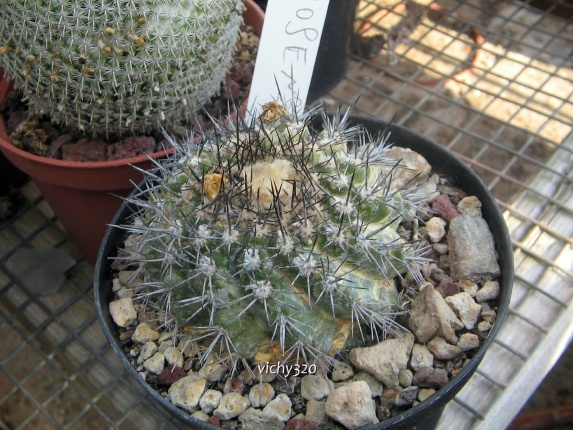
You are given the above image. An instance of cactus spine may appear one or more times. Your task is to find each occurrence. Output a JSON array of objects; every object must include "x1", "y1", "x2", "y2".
[
  {"x1": 0, "y1": 0, "x2": 244, "y2": 137},
  {"x1": 121, "y1": 102, "x2": 429, "y2": 365}
]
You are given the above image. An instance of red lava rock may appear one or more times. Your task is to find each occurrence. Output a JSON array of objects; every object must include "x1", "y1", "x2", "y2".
[
  {"x1": 208, "y1": 416, "x2": 221, "y2": 427},
  {"x1": 286, "y1": 418, "x2": 317, "y2": 430},
  {"x1": 61, "y1": 138, "x2": 109, "y2": 162},
  {"x1": 107, "y1": 136, "x2": 156, "y2": 160},
  {"x1": 223, "y1": 377, "x2": 245, "y2": 394},
  {"x1": 431, "y1": 194, "x2": 460, "y2": 222},
  {"x1": 157, "y1": 365, "x2": 187, "y2": 386},
  {"x1": 437, "y1": 279, "x2": 460, "y2": 297}
]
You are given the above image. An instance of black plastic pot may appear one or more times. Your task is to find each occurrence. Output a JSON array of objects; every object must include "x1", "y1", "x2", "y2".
[
  {"x1": 94, "y1": 114, "x2": 513, "y2": 430},
  {"x1": 254, "y1": 0, "x2": 359, "y2": 104}
]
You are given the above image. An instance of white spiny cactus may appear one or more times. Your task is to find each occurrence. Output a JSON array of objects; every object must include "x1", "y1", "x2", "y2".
[
  {"x1": 118, "y1": 102, "x2": 431, "y2": 367},
  {"x1": 0, "y1": 0, "x2": 244, "y2": 136}
]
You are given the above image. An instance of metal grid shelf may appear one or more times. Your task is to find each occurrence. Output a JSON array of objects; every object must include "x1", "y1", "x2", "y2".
[{"x1": 1, "y1": 0, "x2": 572, "y2": 429}]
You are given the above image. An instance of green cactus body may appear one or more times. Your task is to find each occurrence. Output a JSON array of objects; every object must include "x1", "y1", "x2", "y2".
[
  {"x1": 0, "y1": 0, "x2": 244, "y2": 136},
  {"x1": 123, "y1": 103, "x2": 429, "y2": 364}
]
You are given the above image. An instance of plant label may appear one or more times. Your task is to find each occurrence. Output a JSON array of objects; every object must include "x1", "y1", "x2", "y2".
[{"x1": 247, "y1": 0, "x2": 330, "y2": 118}]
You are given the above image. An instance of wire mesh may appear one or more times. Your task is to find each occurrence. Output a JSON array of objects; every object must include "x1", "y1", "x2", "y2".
[{"x1": 1, "y1": 0, "x2": 572, "y2": 429}]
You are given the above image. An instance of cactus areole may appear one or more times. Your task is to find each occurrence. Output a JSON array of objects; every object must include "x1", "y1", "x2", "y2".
[
  {"x1": 0, "y1": 0, "x2": 245, "y2": 137},
  {"x1": 118, "y1": 102, "x2": 431, "y2": 365}
]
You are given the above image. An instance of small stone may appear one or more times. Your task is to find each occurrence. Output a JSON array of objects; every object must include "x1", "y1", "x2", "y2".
[
  {"x1": 137, "y1": 341, "x2": 158, "y2": 365},
  {"x1": 446, "y1": 292, "x2": 482, "y2": 330},
  {"x1": 214, "y1": 392, "x2": 250, "y2": 420},
  {"x1": 378, "y1": 386, "x2": 403, "y2": 408},
  {"x1": 325, "y1": 381, "x2": 378, "y2": 430},
  {"x1": 168, "y1": 376, "x2": 207, "y2": 412},
  {"x1": 412, "y1": 366, "x2": 449, "y2": 389},
  {"x1": 432, "y1": 194, "x2": 460, "y2": 221},
  {"x1": 395, "y1": 386, "x2": 418, "y2": 409},
  {"x1": 305, "y1": 400, "x2": 327, "y2": 426},
  {"x1": 433, "y1": 243, "x2": 448, "y2": 255},
  {"x1": 116, "y1": 287, "x2": 134, "y2": 299},
  {"x1": 107, "y1": 135, "x2": 156, "y2": 160},
  {"x1": 410, "y1": 344, "x2": 434, "y2": 371},
  {"x1": 249, "y1": 382, "x2": 275, "y2": 408},
  {"x1": 426, "y1": 217, "x2": 447, "y2": 243},
  {"x1": 399, "y1": 369, "x2": 413, "y2": 387},
  {"x1": 481, "y1": 309, "x2": 497, "y2": 323},
  {"x1": 239, "y1": 407, "x2": 285, "y2": 430},
  {"x1": 382, "y1": 147, "x2": 432, "y2": 189},
  {"x1": 286, "y1": 418, "x2": 317, "y2": 430},
  {"x1": 132, "y1": 323, "x2": 160, "y2": 343},
  {"x1": 448, "y1": 215, "x2": 501, "y2": 281},
  {"x1": 437, "y1": 279, "x2": 461, "y2": 297},
  {"x1": 407, "y1": 283, "x2": 464, "y2": 344},
  {"x1": 198, "y1": 362, "x2": 228, "y2": 382},
  {"x1": 459, "y1": 279, "x2": 478, "y2": 297},
  {"x1": 191, "y1": 410, "x2": 210, "y2": 422},
  {"x1": 163, "y1": 346, "x2": 184, "y2": 368},
  {"x1": 61, "y1": 138, "x2": 108, "y2": 162},
  {"x1": 158, "y1": 365, "x2": 187, "y2": 386},
  {"x1": 263, "y1": 393, "x2": 292, "y2": 422},
  {"x1": 199, "y1": 389, "x2": 223, "y2": 414},
  {"x1": 351, "y1": 372, "x2": 383, "y2": 398},
  {"x1": 301, "y1": 375, "x2": 334, "y2": 401},
  {"x1": 418, "y1": 388, "x2": 436, "y2": 402},
  {"x1": 427, "y1": 337, "x2": 461, "y2": 360},
  {"x1": 458, "y1": 333, "x2": 480, "y2": 351},
  {"x1": 117, "y1": 270, "x2": 141, "y2": 288},
  {"x1": 348, "y1": 332, "x2": 414, "y2": 388},
  {"x1": 224, "y1": 377, "x2": 245, "y2": 394},
  {"x1": 109, "y1": 298, "x2": 137, "y2": 327},
  {"x1": 331, "y1": 362, "x2": 354, "y2": 382},
  {"x1": 457, "y1": 196, "x2": 482, "y2": 216},
  {"x1": 478, "y1": 321, "x2": 492, "y2": 332},
  {"x1": 208, "y1": 416, "x2": 221, "y2": 427},
  {"x1": 143, "y1": 352, "x2": 165, "y2": 375},
  {"x1": 476, "y1": 280, "x2": 500, "y2": 302}
]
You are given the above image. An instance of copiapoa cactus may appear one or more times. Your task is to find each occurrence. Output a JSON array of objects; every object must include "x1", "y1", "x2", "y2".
[
  {"x1": 119, "y1": 102, "x2": 431, "y2": 367},
  {"x1": 0, "y1": 0, "x2": 244, "y2": 137}
]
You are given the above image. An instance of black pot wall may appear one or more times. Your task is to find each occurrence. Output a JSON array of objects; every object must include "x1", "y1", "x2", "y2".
[{"x1": 94, "y1": 114, "x2": 513, "y2": 430}]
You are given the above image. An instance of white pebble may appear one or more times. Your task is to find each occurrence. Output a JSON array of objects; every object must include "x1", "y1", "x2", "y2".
[
  {"x1": 262, "y1": 393, "x2": 292, "y2": 422},
  {"x1": 249, "y1": 382, "x2": 275, "y2": 408},
  {"x1": 426, "y1": 217, "x2": 447, "y2": 243},
  {"x1": 164, "y1": 346, "x2": 184, "y2": 368},
  {"x1": 199, "y1": 389, "x2": 223, "y2": 414},
  {"x1": 109, "y1": 298, "x2": 137, "y2": 327},
  {"x1": 476, "y1": 280, "x2": 500, "y2": 302},
  {"x1": 132, "y1": 323, "x2": 160, "y2": 343},
  {"x1": 143, "y1": 351, "x2": 165, "y2": 375},
  {"x1": 137, "y1": 342, "x2": 158, "y2": 365}
]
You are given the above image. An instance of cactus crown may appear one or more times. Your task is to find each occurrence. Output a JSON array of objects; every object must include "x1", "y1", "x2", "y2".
[
  {"x1": 120, "y1": 102, "x2": 430, "y2": 367},
  {"x1": 0, "y1": 0, "x2": 244, "y2": 137}
]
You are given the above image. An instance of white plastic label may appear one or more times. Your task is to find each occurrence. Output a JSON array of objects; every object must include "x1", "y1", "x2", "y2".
[{"x1": 247, "y1": 0, "x2": 330, "y2": 118}]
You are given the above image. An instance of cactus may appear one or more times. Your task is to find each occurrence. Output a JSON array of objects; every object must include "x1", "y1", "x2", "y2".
[
  {"x1": 0, "y1": 0, "x2": 244, "y2": 137},
  {"x1": 120, "y1": 102, "x2": 430, "y2": 366}
]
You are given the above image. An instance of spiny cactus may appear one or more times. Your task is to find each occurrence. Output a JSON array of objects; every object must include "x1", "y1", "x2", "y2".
[
  {"x1": 0, "y1": 0, "x2": 244, "y2": 137},
  {"x1": 120, "y1": 102, "x2": 430, "y2": 366}
]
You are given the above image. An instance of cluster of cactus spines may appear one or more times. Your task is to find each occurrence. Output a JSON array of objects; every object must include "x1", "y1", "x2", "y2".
[
  {"x1": 120, "y1": 102, "x2": 430, "y2": 367},
  {"x1": 0, "y1": 0, "x2": 244, "y2": 137}
]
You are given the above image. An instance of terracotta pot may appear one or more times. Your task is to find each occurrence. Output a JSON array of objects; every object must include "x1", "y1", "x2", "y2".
[
  {"x1": 0, "y1": 0, "x2": 264, "y2": 265},
  {"x1": 94, "y1": 113, "x2": 513, "y2": 430}
]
